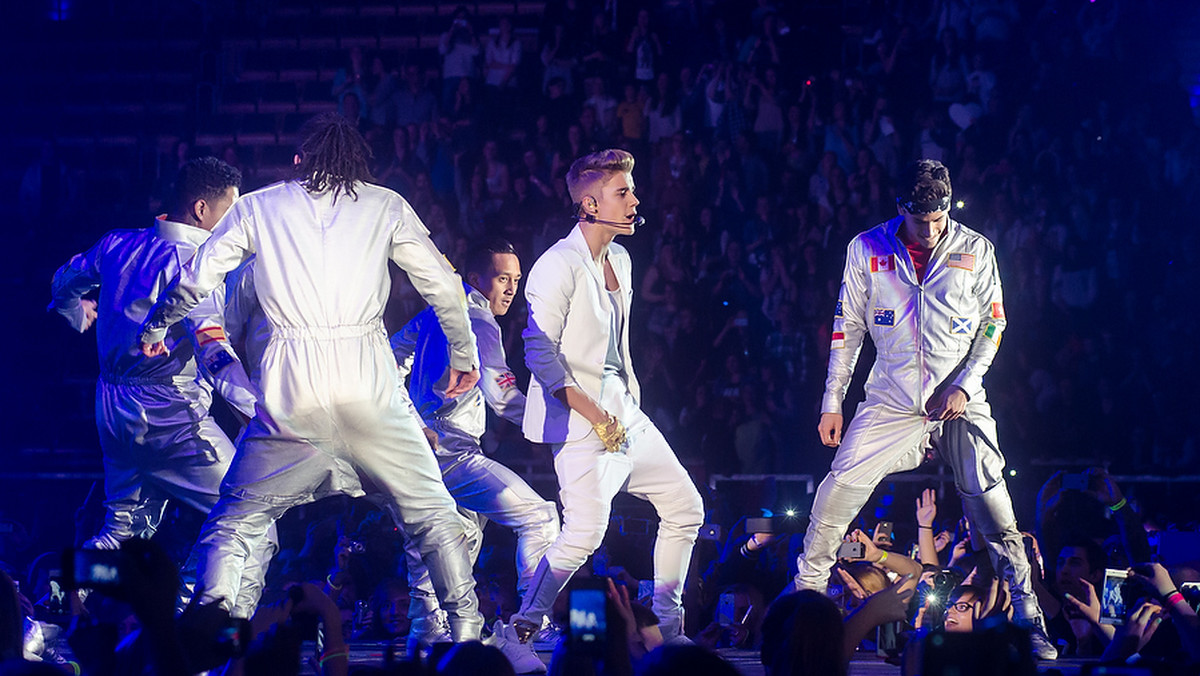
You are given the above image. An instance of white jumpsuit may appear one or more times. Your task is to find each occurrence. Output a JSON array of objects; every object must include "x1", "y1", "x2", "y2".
[
  {"x1": 797, "y1": 216, "x2": 1045, "y2": 629},
  {"x1": 391, "y1": 286, "x2": 560, "y2": 622},
  {"x1": 49, "y1": 217, "x2": 275, "y2": 617},
  {"x1": 138, "y1": 181, "x2": 484, "y2": 637},
  {"x1": 516, "y1": 225, "x2": 704, "y2": 641}
]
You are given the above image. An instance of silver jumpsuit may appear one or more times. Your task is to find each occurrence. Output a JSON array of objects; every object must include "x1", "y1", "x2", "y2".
[
  {"x1": 50, "y1": 217, "x2": 275, "y2": 617},
  {"x1": 139, "y1": 181, "x2": 484, "y2": 638},
  {"x1": 797, "y1": 216, "x2": 1045, "y2": 630},
  {"x1": 391, "y1": 286, "x2": 559, "y2": 623}
]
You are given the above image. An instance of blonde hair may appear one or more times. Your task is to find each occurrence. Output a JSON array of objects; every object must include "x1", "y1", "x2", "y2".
[{"x1": 566, "y1": 148, "x2": 635, "y2": 204}]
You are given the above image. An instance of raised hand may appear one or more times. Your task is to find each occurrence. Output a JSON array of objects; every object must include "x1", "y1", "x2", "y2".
[{"x1": 916, "y1": 488, "x2": 937, "y2": 528}]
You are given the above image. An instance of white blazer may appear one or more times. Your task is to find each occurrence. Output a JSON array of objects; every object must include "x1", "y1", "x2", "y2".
[{"x1": 522, "y1": 225, "x2": 641, "y2": 443}]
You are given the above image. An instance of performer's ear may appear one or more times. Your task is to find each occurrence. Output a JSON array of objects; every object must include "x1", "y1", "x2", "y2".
[{"x1": 191, "y1": 198, "x2": 207, "y2": 223}]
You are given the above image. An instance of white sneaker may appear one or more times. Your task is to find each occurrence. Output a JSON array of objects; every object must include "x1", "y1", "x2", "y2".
[
  {"x1": 406, "y1": 610, "x2": 452, "y2": 658},
  {"x1": 484, "y1": 619, "x2": 547, "y2": 674}
]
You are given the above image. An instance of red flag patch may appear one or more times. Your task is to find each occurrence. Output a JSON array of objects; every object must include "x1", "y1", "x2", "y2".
[
  {"x1": 947, "y1": 252, "x2": 976, "y2": 271},
  {"x1": 869, "y1": 255, "x2": 895, "y2": 273},
  {"x1": 496, "y1": 371, "x2": 517, "y2": 390},
  {"x1": 195, "y1": 327, "x2": 227, "y2": 346}
]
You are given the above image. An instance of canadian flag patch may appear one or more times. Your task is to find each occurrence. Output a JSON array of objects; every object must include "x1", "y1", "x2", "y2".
[
  {"x1": 869, "y1": 255, "x2": 895, "y2": 273},
  {"x1": 991, "y1": 302, "x2": 1005, "y2": 319}
]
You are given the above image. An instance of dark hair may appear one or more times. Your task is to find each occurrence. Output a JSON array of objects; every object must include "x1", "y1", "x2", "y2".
[
  {"x1": 0, "y1": 570, "x2": 22, "y2": 662},
  {"x1": 760, "y1": 591, "x2": 846, "y2": 676},
  {"x1": 897, "y1": 159, "x2": 952, "y2": 209},
  {"x1": 464, "y1": 238, "x2": 517, "y2": 278},
  {"x1": 171, "y1": 156, "x2": 241, "y2": 213},
  {"x1": 946, "y1": 583, "x2": 989, "y2": 608},
  {"x1": 1061, "y1": 539, "x2": 1107, "y2": 573},
  {"x1": 437, "y1": 642, "x2": 515, "y2": 676},
  {"x1": 639, "y1": 644, "x2": 740, "y2": 676},
  {"x1": 294, "y1": 112, "x2": 374, "y2": 204}
]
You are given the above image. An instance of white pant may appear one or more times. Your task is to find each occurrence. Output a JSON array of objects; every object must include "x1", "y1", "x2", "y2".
[
  {"x1": 193, "y1": 378, "x2": 482, "y2": 635},
  {"x1": 515, "y1": 376, "x2": 704, "y2": 640},
  {"x1": 795, "y1": 398, "x2": 1043, "y2": 625}
]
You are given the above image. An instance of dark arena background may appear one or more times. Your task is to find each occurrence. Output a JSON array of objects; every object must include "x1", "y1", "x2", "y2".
[{"x1": 2, "y1": 0, "x2": 1200, "y2": 673}]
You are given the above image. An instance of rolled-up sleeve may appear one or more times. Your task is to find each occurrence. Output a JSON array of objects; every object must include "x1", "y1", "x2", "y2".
[{"x1": 522, "y1": 250, "x2": 577, "y2": 395}]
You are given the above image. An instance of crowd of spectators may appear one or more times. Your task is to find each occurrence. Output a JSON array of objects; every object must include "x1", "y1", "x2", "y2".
[
  {"x1": 199, "y1": 0, "x2": 1200, "y2": 484},
  {"x1": 8, "y1": 0, "x2": 1200, "y2": 673}
]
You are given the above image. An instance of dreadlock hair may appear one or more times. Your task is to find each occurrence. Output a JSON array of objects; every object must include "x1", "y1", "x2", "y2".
[
  {"x1": 463, "y1": 237, "x2": 518, "y2": 279},
  {"x1": 897, "y1": 158, "x2": 952, "y2": 206},
  {"x1": 293, "y1": 112, "x2": 374, "y2": 203},
  {"x1": 171, "y1": 156, "x2": 241, "y2": 214}
]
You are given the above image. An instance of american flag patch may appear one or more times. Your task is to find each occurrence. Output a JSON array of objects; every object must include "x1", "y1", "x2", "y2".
[
  {"x1": 831, "y1": 331, "x2": 845, "y2": 349},
  {"x1": 983, "y1": 323, "x2": 1001, "y2": 346},
  {"x1": 496, "y1": 371, "x2": 517, "y2": 390},
  {"x1": 869, "y1": 255, "x2": 895, "y2": 273},
  {"x1": 196, "y1": 326, "x2": 227, "y2": 346},
  {"x1": 834, "y1": 300, "x2": 843, "y2": 318},
  {"x1": 874, "y1": 309, "x2": 895, "y2": 326},
  {"x1": 991, "y1": 302, "x2": 1005, "y2": 319},
  {"x1": 947, "y1": 252, "x2": 975, "y2": 271}
]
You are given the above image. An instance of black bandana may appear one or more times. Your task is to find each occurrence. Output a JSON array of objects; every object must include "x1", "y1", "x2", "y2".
[{"x1": 897, "y1": 195, "x2": 951, "y2": 214}]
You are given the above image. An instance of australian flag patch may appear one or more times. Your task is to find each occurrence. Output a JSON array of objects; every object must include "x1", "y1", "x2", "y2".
[
  {"x1": 834, "y1": 300, "x2": 843, "y2": 318},
  {"x1": 205, "y1": 350, "x2": 236, "y2": 373},
  {"x1": 874, "y1": 308, "x2": 895, "y2": 326}
]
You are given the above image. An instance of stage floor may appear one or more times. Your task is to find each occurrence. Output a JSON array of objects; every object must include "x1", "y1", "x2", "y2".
[{"x1": 299, "y1": 642, "x2": 1088, "y2": 675}]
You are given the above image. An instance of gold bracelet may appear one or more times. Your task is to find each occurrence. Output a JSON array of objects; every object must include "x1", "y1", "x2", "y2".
[{"x1": 593, "y1": 414, "x2": 627, "y2": 452}]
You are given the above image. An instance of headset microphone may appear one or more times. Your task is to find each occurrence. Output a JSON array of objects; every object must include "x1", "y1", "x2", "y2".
[{"x1": 583, "y1": 213, "x2": 646, "y2": 228}]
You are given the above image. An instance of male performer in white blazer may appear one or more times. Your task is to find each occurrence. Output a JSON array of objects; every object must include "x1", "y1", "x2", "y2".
[{"x1": 492, "y1": 149, "x2": 704, "y2": 670}]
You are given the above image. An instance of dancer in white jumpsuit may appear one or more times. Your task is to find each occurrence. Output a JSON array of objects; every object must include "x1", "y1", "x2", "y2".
[
  {"x1": 391, "y1": 239, "x2": 559, "y2": 652},
  {"x1": 138, "y1": 114, "x2": 484, "y2": 639},
  {"x1": 49, "y1": 157, "x2": 274, "y2": 617},
  {"x1": 797, "y1": 159, "x2": 1055, "y2": 658},
  {"x1": 493, "y1": 150, "x2": 704, "y2": 672}
]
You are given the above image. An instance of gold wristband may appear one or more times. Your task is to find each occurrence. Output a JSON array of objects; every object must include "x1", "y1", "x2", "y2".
[{"x1": 593, "y1": 414, "x2": 627, "y2": 452}]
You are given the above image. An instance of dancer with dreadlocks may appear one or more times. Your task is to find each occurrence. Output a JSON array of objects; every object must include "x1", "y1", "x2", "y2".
[{"x1": 139, "y1": 113, "x2": 485, "y2": 641}]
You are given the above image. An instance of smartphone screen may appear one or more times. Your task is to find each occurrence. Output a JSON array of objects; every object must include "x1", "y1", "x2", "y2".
[
  {"x1": 73, "y1": 549, "x2": 122, "y2": 589},
  {"x1": 1099, "y1": 568, "x2": 1128, "y2": 625},
  {"x1": 717, "y1": 592, "x2": 736, "y2": 626},
  {"x1": 569, "y1": 587, "x2": 607, "y2": 651}
]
